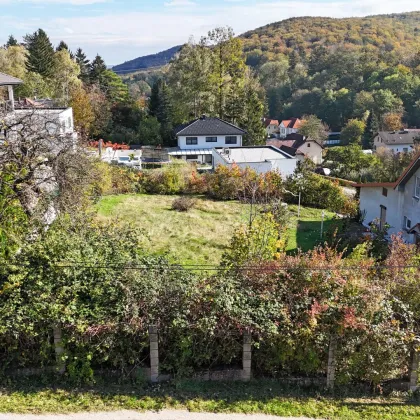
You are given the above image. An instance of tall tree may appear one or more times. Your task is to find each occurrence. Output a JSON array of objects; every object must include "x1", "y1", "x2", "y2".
[
  {"x1": 89, "y1": 54, "x2": 107, "y2": 84},
  {"x1": 149, "y1": 79, "x2": 174, "y2": 145},
  {"x1": 5, "y1": 35, "x2": 18, "y2": 48},
  {"x1": 299, "y1": 115, "x2": 329, "y2": 143},
  {"x1": 203, "y1": 27, "x2": 245, "y2": 119},
  {"x1": 340, "y1": 119, "x2": 366, "y2": 145},
  {"x1": 24, "y1": 29, "x2": 55, "y2": 77},
  {"x1": 75, "y1": 48, "x2": 90, "y2": 83}
]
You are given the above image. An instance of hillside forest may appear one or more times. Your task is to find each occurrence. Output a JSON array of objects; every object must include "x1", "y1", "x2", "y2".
[{"x1": 1, "y1": 12, "x2": 420, "y2": 146}]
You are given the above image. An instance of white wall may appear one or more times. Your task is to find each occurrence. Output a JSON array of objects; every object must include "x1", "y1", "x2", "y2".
[
  {"x1": 298, "y1": 142, "x2": 323, "y2": 165},
  {"x1": 178, "y1": 135, "x2": 242, "y2": 150},
  {"x1": 359, "y1": 186, "x2": 403, "y2": 237},
  {"x1": 401, "y1": 166, "x2": 420, "y2": 243}
]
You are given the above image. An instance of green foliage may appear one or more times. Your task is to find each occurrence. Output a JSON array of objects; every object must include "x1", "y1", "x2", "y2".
[
  {"x1": 24, "y1": 29, "x2": 55, "y2": 77},
  {"x1": 138, "y1": 116, "x2": 162, "y2": 145},
  {"x1": 340, "y1": 119, "x2": 366, "y2": 145},
  {"x1": 298, "y1": 115, "x2": 329, "y2": 142}
]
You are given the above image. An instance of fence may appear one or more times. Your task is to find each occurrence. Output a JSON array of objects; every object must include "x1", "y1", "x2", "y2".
[{"x1": 10, "y1": 325, "x2": 416, "y2": 390}]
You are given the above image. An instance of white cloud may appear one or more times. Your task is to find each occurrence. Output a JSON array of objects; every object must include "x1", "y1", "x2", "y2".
[
  {"x1": 164, "y1": 0, "x2": 196, "y2": 7},
  {"x1": 0, "y1": 0, "x2": 106, "y2": 3},
  {"x1": 1, "y1": 0, "x2": 419, "y2": 63}
]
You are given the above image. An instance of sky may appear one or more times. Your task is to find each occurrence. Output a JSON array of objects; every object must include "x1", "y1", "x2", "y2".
[{"x1": 1, "y1": 0, "x2": 419, "y2": 65}]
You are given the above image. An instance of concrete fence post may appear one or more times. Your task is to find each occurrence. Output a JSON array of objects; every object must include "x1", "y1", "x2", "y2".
[
  {"x1": 242, "y1": 332, "x2": 252, "y2": 381},
  {"x1": 53, "y1": 326, "x2": 65, "y2": 374},
  {"x1": 409, "y1": 349, "x2": 419, "y2": 391},
  {"x1": 149, "y1": 325, "x2": 159, "y2": 383},
  {"x1": 326, "y1": 336, "x2": 337, "y2": 389}
]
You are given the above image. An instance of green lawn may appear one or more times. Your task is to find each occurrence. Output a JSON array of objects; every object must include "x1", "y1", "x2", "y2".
[
  {"x1": 96, "y1": 194, "x2": 337, "y2": 265},
  {"x1": 1, "y1": 380, "x2": 420, "y2": 419}
]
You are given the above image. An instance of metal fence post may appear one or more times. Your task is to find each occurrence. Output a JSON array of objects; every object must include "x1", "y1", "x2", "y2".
[{"x1": 149, "y1": 325, "x2": 159, "y2": 383}]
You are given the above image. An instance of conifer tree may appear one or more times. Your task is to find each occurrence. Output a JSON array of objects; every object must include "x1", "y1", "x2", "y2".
[
  {"x1": 89, "y1": 54, "x2": 107, "y2": 84},
  {"x1": 24, "y1": 29, "x2": 55, "y2": 77},
  {"x1": 56, "y1": 40, "x2": 69, "y2": 52},
  {"x1": 75, "y1": 48, "x2": 90, "y2": 83},
  {"x1": 149, "y1": 79, "x2": 174, "y2": 145},
  {"x1": 6, "y1": 35, "x2": 18, "y2": 48}
]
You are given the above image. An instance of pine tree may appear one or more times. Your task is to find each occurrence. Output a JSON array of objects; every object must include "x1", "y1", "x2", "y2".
[
  {"x1": 6, "y1": 35, "x2": 18, "y2": 48},
  {"x1": 56, "y1": 40, "x2": 69, "y2": 52},
  {"x1": 24, "y1": 29, "x2": 55, "y2": 77},
  {"x1": 89, "y1": 54, "x2": 107, "y2": 84},
  {"x1": 75, "y1": 48, "x2": 90, "y2": 83},
  {"x1": 149, "y1": 79, "x2": 174, "y2": 146}
]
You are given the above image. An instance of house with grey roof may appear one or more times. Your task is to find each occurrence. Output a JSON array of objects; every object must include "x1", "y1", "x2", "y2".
[
  {"x1": 373, "y1": 130, "x2": 420, "y2": 153},
  {"x1": 171, "y1": 115, "x2": 246, "y2": 165}
]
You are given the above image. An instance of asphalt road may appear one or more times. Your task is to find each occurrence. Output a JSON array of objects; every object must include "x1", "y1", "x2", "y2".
[{"x1": 0, "y1": 410, "x2": 320, "y2": 420}]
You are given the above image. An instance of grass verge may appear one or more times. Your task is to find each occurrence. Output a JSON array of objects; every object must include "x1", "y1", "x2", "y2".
[{"x1": 0, "y1": 379, "x2": 419, "y2": 419}]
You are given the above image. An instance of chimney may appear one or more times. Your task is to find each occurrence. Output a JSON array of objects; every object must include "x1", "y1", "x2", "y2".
[{"x1": 201, "y1": 114, "x2": 207, "y2": 120}]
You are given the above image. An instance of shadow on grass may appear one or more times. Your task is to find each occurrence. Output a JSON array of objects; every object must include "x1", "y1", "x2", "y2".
[{"x1": 1, "y1": 377, "x2": 420, "y2": 418}]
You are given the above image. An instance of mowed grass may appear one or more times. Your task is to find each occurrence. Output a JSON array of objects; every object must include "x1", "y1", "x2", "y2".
[
  {"x1": 96, "y1": 194, "x2": 337, "y2": 265},
  {"x1": 1, "y1": 379, "x2": 420, "y2": 419}
]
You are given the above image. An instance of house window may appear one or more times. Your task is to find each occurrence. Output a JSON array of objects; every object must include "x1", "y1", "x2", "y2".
[
  {"x1": 225, "y1": 136, "x2": 237, "y2": 145},
  {"x1": 382, "y1": 188, "x2": 388, "y2": 197},
  {"x1": 307, "y1": 143, "x2": 311, "y2": 147},
  {"x1": 403, "y1": 148, "x2": 408, "y2": 153},
  {"x1": 186, "y1": 155, "x2": 198, "y2": 160},
  {"x1": 206, "y1": 136, "x2": 217, "y2": 143},
  {"x1": 415, "y1": 177, "x2": 420, "y2": 198},
  {"x1": 404, "y1": 216, "x2": 412, "y2": 230},
  {"x1": 186, "y1": 137, "x2": 198, "y2": 145}
]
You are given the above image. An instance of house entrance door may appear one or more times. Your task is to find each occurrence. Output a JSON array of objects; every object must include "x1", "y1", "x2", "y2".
[{"x1": 379, "y1": 205, "x2": 387, "y2": 231}]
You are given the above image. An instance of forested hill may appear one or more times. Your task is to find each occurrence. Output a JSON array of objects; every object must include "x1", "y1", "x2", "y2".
[
  {"x1": 241, "y1": 12, "x2": 420, "y2": 67},
  {"x1": 113, "y1": 45, "x2": 182, "y2": 73}
]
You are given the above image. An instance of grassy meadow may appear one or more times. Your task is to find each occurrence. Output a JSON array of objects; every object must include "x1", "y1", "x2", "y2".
[{"x1": 96, "y1": 194, "x2": 337, "y2": 265}]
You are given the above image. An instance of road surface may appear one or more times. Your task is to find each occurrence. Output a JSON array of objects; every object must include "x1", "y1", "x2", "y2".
[{"x1": 0, "y1": 410, "x2": 321, "y2": 420}]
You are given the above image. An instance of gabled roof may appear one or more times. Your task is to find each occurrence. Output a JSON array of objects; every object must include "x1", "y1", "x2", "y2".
[
  {"x1": 0, "y1": 72, "x2": 23, "y2": 86},
  {"x1": 267, "y1": 134, "x2": 323, "y2": 151},
  {"x1": 375, "y1": 130, "x2": 420, "y2": 145},
  {"x1": 263, "y1": 118, "x2": 279, "y2": 128},
  {"x1": 280, "y1": 118, "x2": 302, "y2": 129},
  {"x1": 356, "y1": 151, "x2": 420, "y2": 189},
  {"x1": 175, "y1": 116, "x2": 246, "y2": 136}
]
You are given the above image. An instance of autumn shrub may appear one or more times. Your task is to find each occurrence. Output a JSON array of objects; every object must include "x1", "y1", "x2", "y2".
[{"x1": 171, "y1": 197, "x2": 196, "y2": 212}]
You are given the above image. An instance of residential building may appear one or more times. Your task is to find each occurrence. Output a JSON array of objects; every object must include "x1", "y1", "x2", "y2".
[
  {"x1": 263, "y1": 117, "x2": 280, "y2": 138},
  {"x1": 212, "y1": 146, "x2": 297, "y2": 177},
  {"x1": 279, "y1": 118, "x2": 302, "y2": 138},
  {"x1": 356, "y1": 152, "x2": 420, "y2": 244},
  {"x1": 373, "y1": 130, "x2": 420, "y2": 153},
  {"x1": 1, "y1": 71, "x2": 76, "y2": 141},
  {"x1": 267, "y1": 134, "x2": 324, "y2": 164},
  {"x1": 172, "y1": 115, "x2": 246, "y2": 165}
]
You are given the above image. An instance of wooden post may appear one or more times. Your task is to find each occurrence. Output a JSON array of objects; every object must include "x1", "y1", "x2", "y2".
[
  {"x1": 149, "y1": 325, "x2": 159, "y2": 383},
  {"x1": 242, "y1": 332, "x2": 252, "y2": 381},
  {"x1": 409, "y1": 349, "x2": 419, "y2": 391},
  {"x1": 326, "y1": 336, "x2": 337, "y2": 389},
  {"x1": 53, "y1": 326, "x2": 65, "y2": 374}
]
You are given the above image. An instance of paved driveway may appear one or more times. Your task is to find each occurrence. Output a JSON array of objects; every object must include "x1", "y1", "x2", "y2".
[{"x1": 0, "y1": 410, "x2": 320, "y2": 420}]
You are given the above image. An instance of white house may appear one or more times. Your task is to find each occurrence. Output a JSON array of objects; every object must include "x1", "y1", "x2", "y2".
[
  {"x1": 279, "y1": 118, "x2": 302, "y2": 139},
  {"x1": 263, "y1": 118, "x2": 280, "y2": 138},
  {"x1": 267, "y1": 134, "x2": 324, "y2": 165},
  {"x1": 212, "y1": 146, "x2": 297, "y2": 177},
  {"x1": 1, "y1": 72, "x2": 76, "y2": 141},
  {"x1": 172, "y1": 116, "x2": 246, "y2": 164},
  {"x1": 357, "y1": 152, "x2": 420, "y2": 244},
  {"x1": 373, "y1": 130, "x2": 420, "y2": 153}
]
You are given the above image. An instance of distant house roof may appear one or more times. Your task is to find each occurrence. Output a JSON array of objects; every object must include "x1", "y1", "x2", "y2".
[
  {"x1": 376, "y1": 130, "x2": 420, "y2": 145},
  {"x1": 278, "y1": 145, "x2": 299, "y2": 156},
  {"x1": 280, "y1": 118, "x2": 302, "y2": 129},
  {"x1": 0, "y1": 72, "x2": 23, "y2": 86},
  {"x1": 267, "y1": 134, "x2": 323, "y2": 151},
  {"x1": 263, "y1": 118, "x2": 279, "y2": 128},
  {"x1": 175, "y1": 116, "x2": 246, "y2": 136}
]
